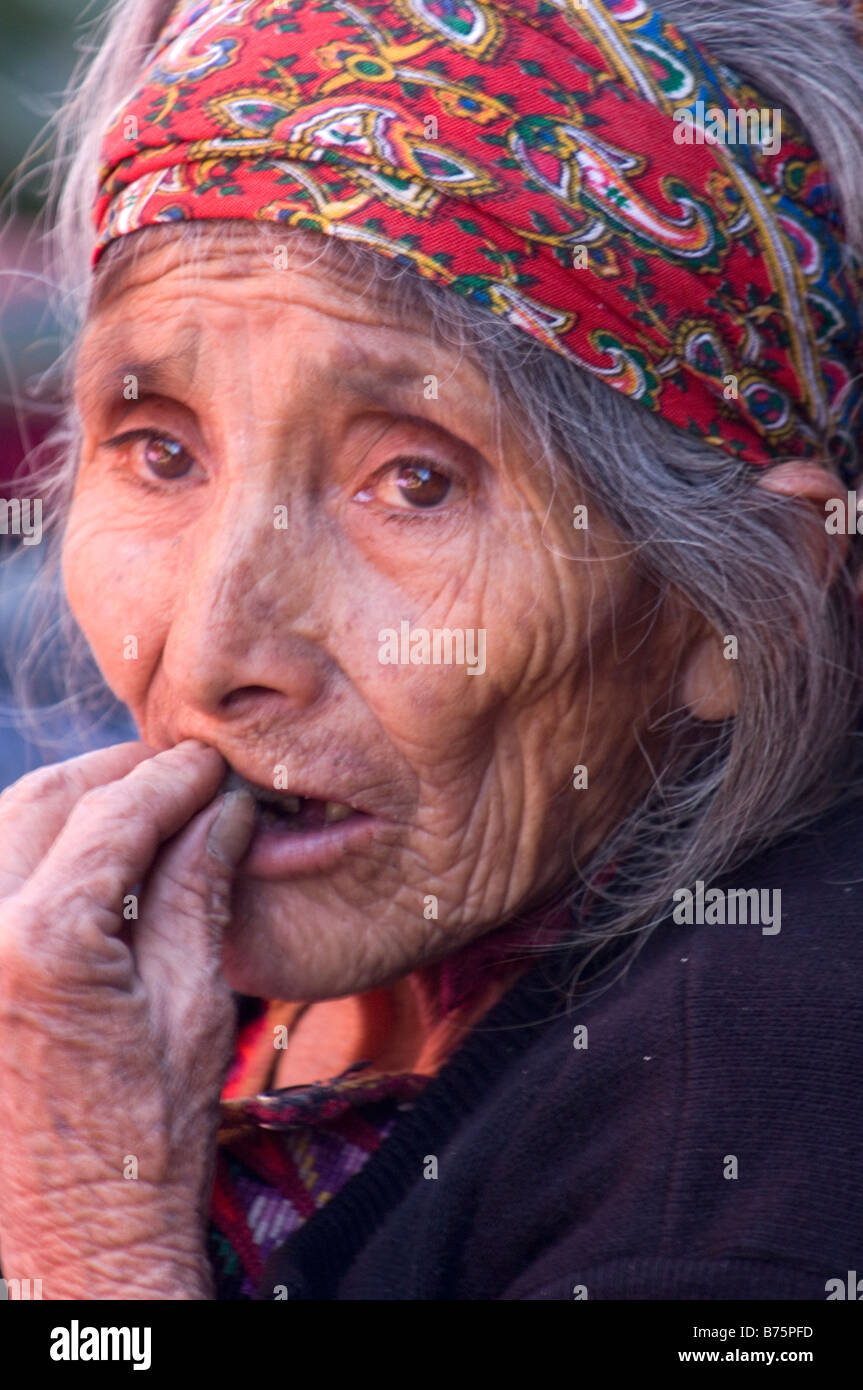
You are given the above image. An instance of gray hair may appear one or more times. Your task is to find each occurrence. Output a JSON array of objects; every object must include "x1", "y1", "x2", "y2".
[{"x1": 5, "y1": 0, "x2": 863, "y2": 987}]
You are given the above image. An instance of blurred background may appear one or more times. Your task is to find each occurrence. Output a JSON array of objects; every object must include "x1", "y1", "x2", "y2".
[{"x1": 0, "y1": 0, "x2": 133, "y2": 790}]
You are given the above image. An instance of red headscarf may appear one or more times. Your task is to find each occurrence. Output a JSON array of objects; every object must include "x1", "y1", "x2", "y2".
[{"x1": 93, "y1": 0, "x2": 863, "y2": 476}]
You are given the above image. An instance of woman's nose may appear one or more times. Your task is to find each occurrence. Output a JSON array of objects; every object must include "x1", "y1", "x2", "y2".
[{"x1": 160, "y1": 487, "x2": 330, "y2": 719}]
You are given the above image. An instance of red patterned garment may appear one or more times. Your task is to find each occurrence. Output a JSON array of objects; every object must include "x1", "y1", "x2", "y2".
[
  {"x1": 92, "y1": 0, "x2": 863, "y2": 475},
  {"x1": 209, "y1": 901, "x2": 573, "y2": 1299},
  {"x1": 210, "y1": 1055, "x2": 424, "y2": 1299}
]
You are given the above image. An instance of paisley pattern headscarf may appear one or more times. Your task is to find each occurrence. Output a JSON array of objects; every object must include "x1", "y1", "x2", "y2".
[{"x1": 93, "y1": 0, "x2": 863, "y2": 478}]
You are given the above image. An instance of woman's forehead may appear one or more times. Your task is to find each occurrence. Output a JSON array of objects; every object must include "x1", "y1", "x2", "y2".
[
  {"x1": 73, "y1": 273, "x2": 507, "y2": 455},
  {"x1": 74, "y1": 320, "x2": 479, "y2": 417},
  {"x1": 78, "y1": 223, "x2": 492, "y2": 399},
  {"x1": 89, "y1": 221, "x2": 423, "y2": 323}
]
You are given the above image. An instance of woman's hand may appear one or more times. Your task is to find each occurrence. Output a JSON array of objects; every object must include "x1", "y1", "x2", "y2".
[{"x1": 0, "y1": 740, "x2": 256, "y2": 1300}]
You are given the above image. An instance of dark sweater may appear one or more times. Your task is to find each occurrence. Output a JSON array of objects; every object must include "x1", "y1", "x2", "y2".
[{"x1": 257, "y1": 792, "x2": 863, "y2": 1300}]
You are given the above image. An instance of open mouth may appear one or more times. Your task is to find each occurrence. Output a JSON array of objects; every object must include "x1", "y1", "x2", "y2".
[
  {"x1": 221, "y1": 767, "x2": 361, "y2": 833},
  {"x1": 217, "y1": 763, "x2": 386, "y2": 880}
]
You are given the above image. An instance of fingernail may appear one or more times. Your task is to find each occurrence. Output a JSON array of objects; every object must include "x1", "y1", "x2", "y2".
[{"x1": 206, "y1": 790, "x2": 256, "y2": 866}]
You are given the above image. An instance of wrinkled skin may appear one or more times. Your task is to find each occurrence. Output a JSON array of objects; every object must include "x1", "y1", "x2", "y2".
[
  {"x1": 64, "y1": 225, "x2": 685, "y2": 1000},
  {"x1": 0, "y1": 223, "x2": 703, "y2": 1296}
]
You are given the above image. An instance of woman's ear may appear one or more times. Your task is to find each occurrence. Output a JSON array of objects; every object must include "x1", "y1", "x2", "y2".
[
  {"x1": 680, "y1": 626, "x2": 739, "y2": 721},
  {"x1": 756, "y1": 459, "x2": 851, "y2": 583},
  {"x1": 680, "y1": 460, "x2": 850, "y2": 723}
]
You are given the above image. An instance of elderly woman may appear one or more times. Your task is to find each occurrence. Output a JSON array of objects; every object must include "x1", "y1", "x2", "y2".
[{"x1": 1, "y1": 0, "x2": 862, "y2": 1302}]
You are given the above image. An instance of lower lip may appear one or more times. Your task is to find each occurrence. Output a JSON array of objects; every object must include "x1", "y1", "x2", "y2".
[{"x1": 238, "y1": 812, "x2": 386, "y2": 880}]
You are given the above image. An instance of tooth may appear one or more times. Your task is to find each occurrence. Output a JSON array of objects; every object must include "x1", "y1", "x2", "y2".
[
  {"x1": 324, "y1": 801, "x2": 353, "y2": 824},
  {"x1": 280, "y1": 795, "x2": 302, "y2": 814}
]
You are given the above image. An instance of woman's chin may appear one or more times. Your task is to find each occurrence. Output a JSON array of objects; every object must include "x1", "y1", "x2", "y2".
[
  {"x1": 219, "y1": 882, "x2": 416, "y2": 1004},
  {"x1": 220, "y1": 940, "x2": 342, "y2": 1004}
]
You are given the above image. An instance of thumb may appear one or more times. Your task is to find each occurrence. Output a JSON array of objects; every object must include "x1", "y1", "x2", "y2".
[{"x1": 205, "y1": 789, "x2": 258, "y2": 870}]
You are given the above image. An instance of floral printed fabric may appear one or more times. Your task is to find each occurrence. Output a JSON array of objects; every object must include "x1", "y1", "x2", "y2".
[{"x1": 93, "y1": 0, "x2": 862, "y2": 473}]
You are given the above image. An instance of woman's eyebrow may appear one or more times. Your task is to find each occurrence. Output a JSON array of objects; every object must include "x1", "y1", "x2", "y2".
[
  {"x1": 74, "y1": 326, "x2": 201, "y2": 407},
  {"x1": 324, "y1": 344, "x2": 488, "y2": 405},
  {"x1": 328, "y1": 359, "x2": 438, "y2": 400},
  {"x1": 74, "y1": 329, "x2": 485, "y2": 414}
]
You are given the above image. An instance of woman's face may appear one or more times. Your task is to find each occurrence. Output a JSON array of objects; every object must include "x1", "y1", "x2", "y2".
[{"x1": 64, "y1": 225, "x2": 678, "y2": 1000}]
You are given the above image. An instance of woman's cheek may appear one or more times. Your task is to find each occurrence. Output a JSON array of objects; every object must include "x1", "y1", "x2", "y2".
[
  {"x1": 358, "y1": 559, "x2": 551, "y2": 734},
  {"x1": 62, "y1": 503, "x2": 172, "y2": 706},
  {"x1": 361, "y1": 621, "x2": 504, "y2": 759}
]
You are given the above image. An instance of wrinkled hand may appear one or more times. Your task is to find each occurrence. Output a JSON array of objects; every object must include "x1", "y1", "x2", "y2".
[{"x1": 0, "y1": 740, "x2": 256, "y2": 1299}]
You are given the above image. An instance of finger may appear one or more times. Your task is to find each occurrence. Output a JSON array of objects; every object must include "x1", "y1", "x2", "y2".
[
  {"x1": 0, "y1": 742, "x2": 155, "y2": 895},
  {"x1": 15, "y1": 742, "x2": 228, "y2": 936},
  {"x1": 134, "y1": 790, "x2": 256, "y2": 1056}
]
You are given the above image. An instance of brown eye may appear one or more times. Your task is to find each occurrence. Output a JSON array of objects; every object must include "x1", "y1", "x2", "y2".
[
  {"x1": 142, "y1": 434, "x2": 193, "y2": 480},
  {"x1": 394, "y1": 462, "x2": 451, "y2": 508},
  {"x1": 353, "y1": 455, "x2": 466, "y2": 515}
]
